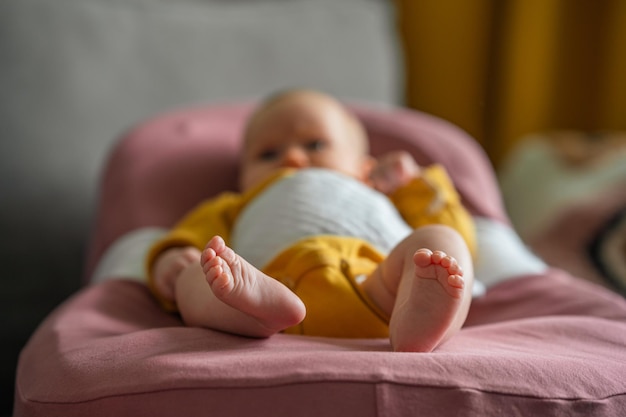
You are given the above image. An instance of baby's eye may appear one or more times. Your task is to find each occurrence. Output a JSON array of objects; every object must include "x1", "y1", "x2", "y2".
[
  {"x1": 305, "y1": 139, "x2": 325, "y2": 151},
  {"x1": 258, "y1": 149, "x2": 279, "y2": 161}
]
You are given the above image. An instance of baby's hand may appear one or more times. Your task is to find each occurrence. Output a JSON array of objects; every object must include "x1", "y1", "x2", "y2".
[
  {"x1": 152, "y1": 247, "x2": 201, "y2": 301},
  {"x1": 370, "y1": 151, "x2": 421, "y2": 194}
]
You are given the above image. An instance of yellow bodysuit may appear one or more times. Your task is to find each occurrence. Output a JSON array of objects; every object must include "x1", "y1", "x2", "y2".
[{"x1": 147, "y1": 165, "x2": 475, "y2": 338}]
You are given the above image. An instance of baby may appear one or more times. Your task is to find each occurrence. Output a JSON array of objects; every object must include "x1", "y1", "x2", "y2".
[{"x1": 147, "y1": 89, "x2": 475, "y2": 352}]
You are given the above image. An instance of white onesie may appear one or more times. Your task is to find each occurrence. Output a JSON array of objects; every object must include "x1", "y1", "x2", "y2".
[{"x1": 231, "y1": 169, "x2": 413, "y2": 269}]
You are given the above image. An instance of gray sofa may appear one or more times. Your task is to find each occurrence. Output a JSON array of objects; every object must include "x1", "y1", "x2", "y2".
[{"x1": 0, "y1": 0, "x2": 402, "y2": 414}]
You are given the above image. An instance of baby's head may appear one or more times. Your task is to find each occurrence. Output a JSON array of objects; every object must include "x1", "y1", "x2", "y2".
[{"x1": 239, "y1": 89, "x2": 375, "y2": 191}]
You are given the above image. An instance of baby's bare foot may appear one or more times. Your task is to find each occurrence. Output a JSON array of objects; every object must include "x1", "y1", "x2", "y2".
[
  {"x1": 413, "y1": 249, "x2": 465, "y2": 298},
  {"x1": 201, "y1": 236, "x2": 306, "y2": 332},
  {"x1": 390, "y1": 249, "x2": 465, "y2": 352}
]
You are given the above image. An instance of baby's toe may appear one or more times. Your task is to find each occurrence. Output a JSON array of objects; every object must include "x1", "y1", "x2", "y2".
[
  {"x1": 447, "y1": 274, "x2": 465, "y2": 290},
  {"x1": 414, "y1": 248, "x2": 434, "y2": 267},
  {"x1": 448, "y1": 261, "x2": 463, "y2": 276},
  {"x1": 431, "y1": 250, "x2": 447, "y2": 264}
]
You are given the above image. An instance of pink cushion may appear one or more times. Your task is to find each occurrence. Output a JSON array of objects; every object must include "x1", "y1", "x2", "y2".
[
  {"x1": 15, "y1": 103, "x2": 626, "y2": 416},
  {"x1": 15, "y1": 273, "x2": 626, "y2": 416},
  {"x1": 83, "y1": 103, "x2": 506, "y2": 277}
]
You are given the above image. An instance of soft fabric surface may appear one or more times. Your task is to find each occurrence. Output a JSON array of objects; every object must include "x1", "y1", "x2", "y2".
[
  {"x1": 15, "y1": 273, "x2": 626, "y2": 416},
  {"x1": 232, "y1": 168, "x2": 413, "y2": 267},
  {"x1": 500, "y1": 131, "x2": 626, "y2": 294},
  {"x1": 15, "y1": 104, "x2": 626, "y2": 416},
  {"x1": 91, "y1": 227, "x2": 168, "y2": 284}
]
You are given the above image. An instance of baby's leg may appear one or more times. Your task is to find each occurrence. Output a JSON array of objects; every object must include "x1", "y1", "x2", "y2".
[
  {"x1": 361, "y1": 225, "x2": 473, "y2": 352},
  {"x1": 175, "y1": 236, "x2": 305, "y2": 337}
]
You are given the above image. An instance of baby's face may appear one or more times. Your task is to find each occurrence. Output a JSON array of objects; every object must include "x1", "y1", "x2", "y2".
[{"x1": 239, "y1": 91, "x2": 373, "y2": 191}]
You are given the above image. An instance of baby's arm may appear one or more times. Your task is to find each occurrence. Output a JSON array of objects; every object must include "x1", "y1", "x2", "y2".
[
  {"x1": 151, "y1": 246, "x2": 202, "y2": 303},
  {"x1": 370, "y1": 150, "x2": 475, "y2": 253},
  {"x1": 389, "y1": 163, "x2": 476, "y2": 254},
  {"x1": 369, "y1": 151, "x2": 421, "y2": 195},
  {"x1": 146, "y1": 193, "x2": 243, "y2": 310}
]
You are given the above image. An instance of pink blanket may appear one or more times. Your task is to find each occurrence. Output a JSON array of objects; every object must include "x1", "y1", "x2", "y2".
[{"x1": 16, "y1": 271, "x2": 626, "y2": 416}]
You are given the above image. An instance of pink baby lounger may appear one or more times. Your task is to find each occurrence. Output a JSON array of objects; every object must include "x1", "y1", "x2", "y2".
[{"x1": 15, "y1": 103, "x2": 626, "y2": 416}]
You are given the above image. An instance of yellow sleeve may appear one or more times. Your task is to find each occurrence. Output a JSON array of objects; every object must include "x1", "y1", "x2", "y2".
[
  {"x1": 145, "y1": 169, "x2": 294, "y2": 311},
  {"x1": 147, "y1": 193, "x2": 242, "y2": 261},
  {"x1": 389, "y1": 164, "x2": 476, "y2": 255}
]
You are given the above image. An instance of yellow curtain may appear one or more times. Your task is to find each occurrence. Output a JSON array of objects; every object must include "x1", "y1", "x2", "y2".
[{"x1": 394, "y1": 0, "x2": 626, "y2": 167}]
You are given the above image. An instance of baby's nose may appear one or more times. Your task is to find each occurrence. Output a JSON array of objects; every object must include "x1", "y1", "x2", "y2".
[{"x1": 282, "y1": 146, "x2": 309, "y2": 168}]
